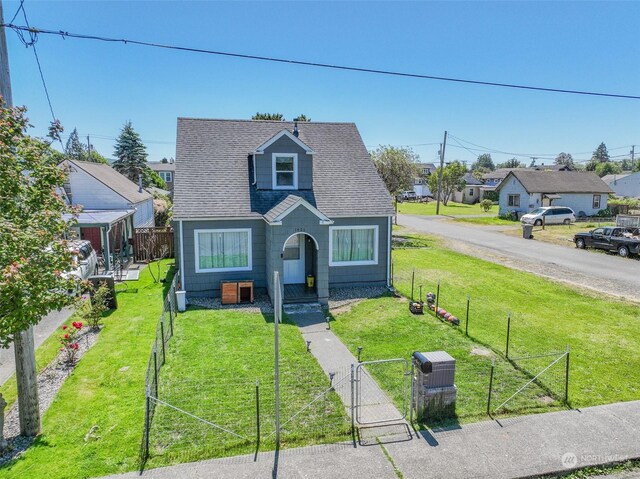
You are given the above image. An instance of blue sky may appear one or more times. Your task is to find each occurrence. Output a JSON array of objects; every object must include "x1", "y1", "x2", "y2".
[{"x1": 5, "y1": 1, "x2": 639, "y2": 166}]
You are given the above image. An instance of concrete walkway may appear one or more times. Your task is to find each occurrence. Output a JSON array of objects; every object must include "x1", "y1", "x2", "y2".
[
  {"x1": 284, "y1": 303, "x2": 407, "y2": 426},
  {"x1": 101, "y1": 400, "x2": 640, "y2": 479},
  {"x1": 0, "y1": 307, "x2": 74, "y2": 386}
]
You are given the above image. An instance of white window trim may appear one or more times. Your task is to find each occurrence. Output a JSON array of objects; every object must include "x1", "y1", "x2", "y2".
[
  {"x1": 593, "y1": 194, "x2": 601, "y2": 209},
  {"x1": 159, "y1": 171, "x2": 173, "y2": 182},
  {"x1": 329, "y1": 225, "x2": 379, "y2": 267},
  {"x1": 272, "y1": 153, "x2": 298, "y2": 190},
  {"x1": 194, "y1": 228, "x2": 252, "y2": 273},
  {"x1": 508, "y1": 194, "x2": 520, "y2": 207}
]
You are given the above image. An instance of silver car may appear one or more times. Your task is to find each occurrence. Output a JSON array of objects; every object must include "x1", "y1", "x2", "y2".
[{"x1": 65, "y1": 240, "x2": 98, "y2": 281}]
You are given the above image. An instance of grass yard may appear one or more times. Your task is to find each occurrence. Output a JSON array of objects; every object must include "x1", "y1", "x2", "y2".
[
  {"x1": 501, "y1": 222, "x2": 616, "y2": 247},
  {"x1": 146, "y1": 308, "x2": 350, "y2": 468},
  {"x1": 1, "y1": 261, "x2": 174, "y2": 479},
  {"x1": 331, "y1": 295, "x2": 562, "y2": 426},
  {"x1": 386, "y1": 234, "x2": 640, "y2": 411},
  {"x1": 452, "y1": 216, "x2": 520, "y2": 226},
  {"x1": 398, "y1": 200, "x2": 496, "y2": 216}
]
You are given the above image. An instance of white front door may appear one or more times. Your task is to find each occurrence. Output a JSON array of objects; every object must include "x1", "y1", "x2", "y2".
[{"x1": 283, "y1": 234, "x2": 305, "y2": 284}]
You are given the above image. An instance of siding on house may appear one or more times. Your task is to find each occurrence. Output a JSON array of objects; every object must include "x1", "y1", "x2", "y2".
[
  {"x1": 498, "y1": 176, "x2": 530, "y2": 215},
  {"x1": 548, "y1": 193, "x2": 608, "y2": 216},
  {"x1": 180, "y1": 219, "x2": 266, "y2": 297},
  {"x1": 68, "y1": 167, "x2": 129, "y2": 210},
  {"x1": 133, "y1": 199, "x2": 155, "y2": 227},
  {"x1": 255, "y1": 135, "x2": 313, "y2": 190},
  {"x1": 328, "y1": 216, "x2": 389, "y2": 287},
  {"x1": 607, "y1": 172, "x2": 640, "y2": 198}
]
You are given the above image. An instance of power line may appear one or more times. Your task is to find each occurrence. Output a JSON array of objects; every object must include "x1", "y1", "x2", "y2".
[
  {"x1": 3, "y1": 22, "x2": 640, "y2": 100},
  {"x1": 13, "y1": 6, "x2": 63, "y2": 148},
  {"x1": 9, "y1": 0, "x2": 24, "y2": 24}
]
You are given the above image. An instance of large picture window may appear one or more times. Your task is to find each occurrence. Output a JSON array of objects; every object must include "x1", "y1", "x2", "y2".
[
  {"x1": 329, "y1": 225, "x2": 378, "y2": 266},
  {"x1": 195, "y1": 228, "x2": 252, "y2": 272},
  {"x1": 272, "y1": 153, "x2": 298, "y2": 189}
]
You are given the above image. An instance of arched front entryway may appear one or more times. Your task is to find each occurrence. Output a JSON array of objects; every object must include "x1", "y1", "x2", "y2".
[{"x1": 282, "y1": 232, "x2": 319, "y2": 303}]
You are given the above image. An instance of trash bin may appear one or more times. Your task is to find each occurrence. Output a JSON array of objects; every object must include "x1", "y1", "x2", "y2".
[
  {"x1": 522, "y1": 224, "x2": 534, "y2": 239},
  {"x1": 306, "y1": 275, "x2": 315, "y2": 289},
  {"x1": 88, "y1": 274, "x2": 117, "y2": 310}
]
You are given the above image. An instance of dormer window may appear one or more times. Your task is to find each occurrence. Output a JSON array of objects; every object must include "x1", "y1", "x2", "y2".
[{"x1": 273, "y1": 153, "x2": 298, "y2": 189}]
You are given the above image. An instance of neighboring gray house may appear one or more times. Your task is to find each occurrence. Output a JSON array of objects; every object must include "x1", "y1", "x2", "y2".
[
  {"x1": 496, "y1": 170, "x2": 612, "y2": 217},
  {"x1": 603, "y1": 172, "x2": 640, "y2": 198},
  {"x1": 148, "y1": 161, "x2": 175, "y2": 193},
  {"x1": 451, "y1": 173, "x2": 483, "y2": 204},
  {"x1": 60, "y1": 159, "x2": 154, "y2": 269},
  {"x1": 173, "y1": 119, "x2": 394, "y2": 305}
]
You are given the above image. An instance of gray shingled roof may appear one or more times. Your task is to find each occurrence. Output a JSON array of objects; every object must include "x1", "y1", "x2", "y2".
[
  {"x1": 463, "y1": 173, "x2": 483, "y2": 186},
  {"x1": 69, "y1": 160, "x2": 152, "y2": 203},
  {"x1": 148, "y1": 162, "x2": 176, "y2": 172},
  {"x1": 174, "y1": 119, "x2": 394, "y2": 219},
  {"x1": 497, "y1": 170, "x2": 613, "y2": 194},
  {"x1": 602, "y1": 173, "x2": 631, "y2": 184}
]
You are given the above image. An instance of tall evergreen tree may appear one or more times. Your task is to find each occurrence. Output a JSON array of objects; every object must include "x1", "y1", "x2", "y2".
[
  {"x1": 592, "y1": 142, "x2": 610, "y2": 163},
  {"x1": 554, "y1": 152, "x2": 575, "y2": 169},
  {"x1": 112, "y1": 121, "x2": 148, "y2": 184},
  {"x1": 64, "y1": 128, "x2": 85, "y2": 162}
]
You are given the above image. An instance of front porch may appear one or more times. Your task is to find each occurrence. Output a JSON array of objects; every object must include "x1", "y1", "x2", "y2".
[{"x1": 283, "y1": 283, "x2": 318, "y2": 304}]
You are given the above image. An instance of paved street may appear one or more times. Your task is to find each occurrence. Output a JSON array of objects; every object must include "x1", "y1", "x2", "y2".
[
  {"x1": 399, "y1": 214, "x2": 640, "y2": 302},
  {"x1": 0, "y1": 307, "x2": 74, "y2": 386}
]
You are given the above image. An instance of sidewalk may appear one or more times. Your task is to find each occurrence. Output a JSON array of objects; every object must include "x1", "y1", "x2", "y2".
[
  {"x1": 0, "y1": 307, "x2": 74, "y2": 386},
  {"x1": 101, "y1": 400, "x2": 640, "y2": 479}
]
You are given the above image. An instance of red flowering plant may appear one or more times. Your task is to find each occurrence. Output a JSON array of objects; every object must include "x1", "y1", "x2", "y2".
[{"x1": 59, "y1": 321, "x2": 83, "y2": 364}]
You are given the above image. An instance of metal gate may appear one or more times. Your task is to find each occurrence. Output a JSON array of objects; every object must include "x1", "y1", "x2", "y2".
[{"x1": 355, "y1": 359, "x2": 409, "y2": 425}]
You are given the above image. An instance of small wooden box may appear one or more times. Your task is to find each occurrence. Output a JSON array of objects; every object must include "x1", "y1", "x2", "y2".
[
  {"x1": 238, "y1": 281, "x2": 254, "y2": 303},
  {"x1": 221, "y1": 281, "x2": 238, "y2": 305}
]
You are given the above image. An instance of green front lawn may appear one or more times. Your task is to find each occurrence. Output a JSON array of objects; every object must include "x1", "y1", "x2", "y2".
[
  {"x1": 388, "y1": 234, "x2": 640, "y2": 408},
  {"x1": 453, "y1": 216, "x2": 520, "y2": 226},
  {"x1": 1, "y1": 261, "x2": 174, "y2": 479},
  {"x1": 398, "y1": 200, "x2": 496, "y2": 216},
  {"x1": 147, "y1": 308, "x2": 349, "y2": 468}
]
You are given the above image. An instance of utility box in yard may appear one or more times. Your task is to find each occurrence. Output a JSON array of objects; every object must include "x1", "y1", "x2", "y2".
[{"x1": 412, "y1": 351, "x2": 457, "y2": 420}]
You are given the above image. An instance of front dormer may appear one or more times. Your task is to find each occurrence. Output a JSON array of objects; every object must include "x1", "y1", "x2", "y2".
[{"x1": 253, "y1": 129, "x2": 314, "y2": 190}]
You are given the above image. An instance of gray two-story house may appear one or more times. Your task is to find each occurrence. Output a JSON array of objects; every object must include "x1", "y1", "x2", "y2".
[{"x1": 173, "y1": 118, "x2": 394, "y2": 305}]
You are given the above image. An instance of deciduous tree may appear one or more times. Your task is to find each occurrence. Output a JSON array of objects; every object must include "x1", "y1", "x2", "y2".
[
  {"x1": 497, "y1": 158, "x2": 524, "y2": 169},
  {"x1": 428, "y1": 161, "x2": 466, "y2": 206},
  {"x1": 370, "y1": 145, "x2": 419, "y2": 197},
  {"x1": 554, "y1": 152, "x2": 575, "y2": 169},
  {"x1": 0, "y1": 103, "x2": 78, "y2": 436}
]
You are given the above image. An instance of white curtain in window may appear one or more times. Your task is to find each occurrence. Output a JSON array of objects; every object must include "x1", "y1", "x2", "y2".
[
  {"x1": 199, "y1": 231, "x2": 248, "y2": 270},
  {"x1": 332, "y1": 228, "x2": 374, "y2": 262}
]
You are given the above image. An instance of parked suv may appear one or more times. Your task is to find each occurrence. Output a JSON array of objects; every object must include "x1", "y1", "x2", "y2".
[
  {"x1": 521, "y1": 206, "x2": 576, "y2": 226},
  {"x1": 64, "y1": 240, "x2": 98, "y2": 281},
  {"x1": 397, "y1": 191, "x2": 417, "y2": 202}
]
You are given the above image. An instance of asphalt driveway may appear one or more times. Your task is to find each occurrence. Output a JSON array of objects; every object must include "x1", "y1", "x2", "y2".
[{"x1": 399, "y1": 214, "x2": 640, "y2": 302}]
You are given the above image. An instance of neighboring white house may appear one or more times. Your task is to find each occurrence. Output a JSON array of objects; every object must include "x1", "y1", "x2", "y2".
[
  {"x1": 451, "y1": 173, "x2": 483, "y2": 204},
  {"x1": 413, "y1": 162, "x2": 436, "y2": 198},
  {"x1": 603, "y1": 172, "x2": 640, "y2": 198},
  {"x1": 495, "y1": 170, "x2": 612, "y2": 217},
  {"x1": 60, "y1": 159, "x2": 155, "y2": 269}
]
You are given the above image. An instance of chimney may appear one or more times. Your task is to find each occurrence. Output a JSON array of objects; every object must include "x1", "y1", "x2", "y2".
[
  {"x1": 293, "y1": 121, "x2": 299, "y2": 138},
  {"x1": 138, "y1": 174, "x2": 143, "y2": 193}
]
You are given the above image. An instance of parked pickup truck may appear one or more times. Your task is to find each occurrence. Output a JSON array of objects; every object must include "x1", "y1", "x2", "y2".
[{"x1": 574, "y1": 227, "x2": 640, "y2": 258}]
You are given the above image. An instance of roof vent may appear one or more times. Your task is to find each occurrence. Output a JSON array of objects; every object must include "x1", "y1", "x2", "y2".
[{"x1": 293, "y1": 121, "x2": 299, "y2": 138}]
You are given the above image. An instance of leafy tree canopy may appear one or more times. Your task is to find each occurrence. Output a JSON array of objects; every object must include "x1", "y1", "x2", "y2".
[
  {"x1": 252, "y1": 113, "x2": 285, "y2": 121},
  {"x1": 595, "y1": 161, "x2": 622, "y2": 177},
  {"x1": 496, "y1": 158, "x2": 524, "y2": 169},
  {"x1": 112, "y1": 121, "x2": 149, "y2": 185},
  {"x1": 471, "y1": 167, "x2": 490, "y2": 181},
  {"x1": 293, "y1": 114, "x2": 310, "y2": 122},
  {"x1": 0, "y1": 103, "x2": 78, "y2": 348},
  {"x1": 370, "y1": 145, "x2": 419, "y2": 196},
  {"x1": 554, "y1": 152, "x2": 575, "y2": 169},
  {"x1": 428, "y1": 160, "x2": 467, "y2": 206},
  {"x1": 471, "y1": 153, "x2": 495, "y2": 171}
]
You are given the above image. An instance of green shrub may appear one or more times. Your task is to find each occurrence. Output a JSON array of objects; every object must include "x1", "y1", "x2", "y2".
[{"x1": 479, "y1": 199, "x2": 493, "y2": 212}]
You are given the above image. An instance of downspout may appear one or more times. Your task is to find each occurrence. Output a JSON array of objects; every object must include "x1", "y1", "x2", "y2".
[
  {"x1": 179, "y1": 220, "x2": 185, "y2": 291},
  {"x1": 252, "y1": 154, "x2": 257, "y2": 185},
  {"x1": 387, "y1": 215, "x2": 392, "y2": 288}
]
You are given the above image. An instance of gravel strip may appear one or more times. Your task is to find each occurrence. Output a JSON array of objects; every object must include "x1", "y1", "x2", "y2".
[
  {"x1": 188, "y1": 294, "x2": 274, "y2": 314},
  {"x1": 0, "y1": 327, "x2": 101, "y2": 465}
]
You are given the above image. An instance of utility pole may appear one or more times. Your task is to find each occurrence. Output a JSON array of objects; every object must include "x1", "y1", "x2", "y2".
[
  {"x1": 435, "y1": 131, "x2": 447, "y2": 215},
  {"x1": 0, "y1": 1, "x2": 41, "y2": 437},
  {"x1": 631, "y1": 146, "x2": 635, "y2": 170},
  {"x1": 87, "y1": 135, "x2": 92, "y2": 161}
]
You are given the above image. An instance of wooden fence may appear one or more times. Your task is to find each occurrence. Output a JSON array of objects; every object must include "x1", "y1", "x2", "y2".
[{"x1": 133, "y1": 227, "x2": 175, "y2": 262}]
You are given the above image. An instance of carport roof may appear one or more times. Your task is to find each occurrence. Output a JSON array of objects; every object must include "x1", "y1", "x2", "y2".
[{"x1": 64, "y1": 209, "x2": 135, "y2": 227}]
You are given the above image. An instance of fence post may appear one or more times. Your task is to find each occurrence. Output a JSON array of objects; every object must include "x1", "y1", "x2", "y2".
[
  {"x1": 409, "y1": 361, "x2": 414, "y2": 428},
  {"x1": 465, "y1": 294, "x2": 470, "y2": 336},
  {"x1": 505, "y1": 312, "x2": 511, "y2": 359},
  {"x1": 350, "y1": 363, "x2": 355, "y2": 434},
  {"x1": 160, "y1": 317, "x2": 166, "y2": 365},
  {"x1": 564, "y1": 345, "x2": 570, "y2": 405},
  {"x1": 152, "y1": 347, "x2": 159, "y2": 399},
  {"x1": 487, "y1": 358, "x2": 495, "y2": 417},
  {"x1": 255, "y1": 378, "x2": 260, "y2": 447}
]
